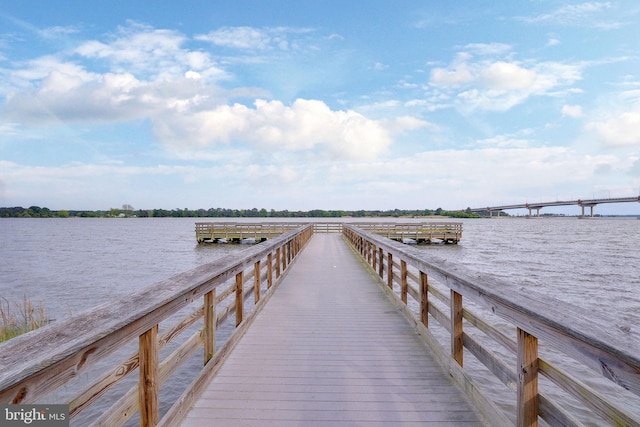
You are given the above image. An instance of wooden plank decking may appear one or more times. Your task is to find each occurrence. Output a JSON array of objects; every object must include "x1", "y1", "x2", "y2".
[{"x1": 180, "y1": 233, "x2": 485, "y2": 426}]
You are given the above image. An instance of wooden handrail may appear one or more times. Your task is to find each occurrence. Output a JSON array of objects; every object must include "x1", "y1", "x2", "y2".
[
  {"x1": 343, "y1": 225, "x2": 640, "y2": 427},
  {"x1": 0, "y1": 224, "x2": 314, "y2": 426}
]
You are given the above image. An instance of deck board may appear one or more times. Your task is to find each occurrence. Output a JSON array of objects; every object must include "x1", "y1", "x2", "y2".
[{"x1": 180, "y1": 233, "x2": 484, "y2": 426}]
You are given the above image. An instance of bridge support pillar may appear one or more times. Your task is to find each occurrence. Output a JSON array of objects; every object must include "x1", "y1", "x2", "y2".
[
  {"x1": 580, "y1": 205, "x2": 596, "y2": 218},
  {"x1": 527, "y1": 208, "x2": 541, "y2": 218}
]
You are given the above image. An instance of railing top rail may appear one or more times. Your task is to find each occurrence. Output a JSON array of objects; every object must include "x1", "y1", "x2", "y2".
[
  {"x1": 344, "y1": 224, "x2": 640, "y2": 396},
  {"x1": 0, "y1": 225, "x2": 313, "y2": 397}
]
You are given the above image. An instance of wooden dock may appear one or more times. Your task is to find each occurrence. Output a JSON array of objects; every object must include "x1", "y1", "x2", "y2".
[
  {"x1": 195, "y1": 222, "x2": 302, "y2": 243},
  {"x1": 355, "y1": 222, "x2": 462, "y2": 244},
  {"x1": 3, "y1": 223, "x2": 639, "y2": 427},
  {"x1": 180, "y1": 233, "x2": 484, "y2": 426},
  {"x1": 195, "y1": 221, "x2": 462, "y2": 244}
]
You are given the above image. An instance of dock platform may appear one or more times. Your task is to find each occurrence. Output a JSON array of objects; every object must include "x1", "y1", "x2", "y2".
[
  {"x1": 180, "y1": 233, "x2": 483, "y2": 426},
  {"x1": 195, "y1": 221, "x2": 462, "y2": 244}
]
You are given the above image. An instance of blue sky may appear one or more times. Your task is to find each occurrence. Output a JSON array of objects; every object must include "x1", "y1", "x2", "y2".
[{"x1": 1, "y1": 1, "x2": 639, "y2": 214}]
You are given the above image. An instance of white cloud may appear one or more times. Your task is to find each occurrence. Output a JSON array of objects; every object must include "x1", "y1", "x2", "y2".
[
  {"x1": 562, "y1": 104, "x2": 583, "y2": 118},
  {"x1": 479, "y1": 62, "x2": 536, "y2": 90},
  {"x1": 373, "y1": 62, "x2": 388, "y2": 71},
  {"x1": 195, "y1": 26, "x2": 314, "y2": 51},
  {"x1": 587, "y1": 111, "x2": 640, "y2": 147},
  {"x1": 430, "y1": 53, "x2": 474, "y2": 87},
  {"x1": 196, "y1": 26, "x2": 272, "y2": 50},
  {"x1": 74, "y1": 22, "x2": 225, "y2": 80},
  {"x1": 463, "y1": 43, "x2": 512, "y2": 56},
  {"x1": 2, "y1": 144, "x2": 636, "y2": 210},
  {"x1": 477, "y1": 135, "x2": 531, "y2": 148},
  {"x1": 3, "y1": 70, "x2": 219, "y2": 123},
  {"x1": 153, "y1": 98, "x2": 396, "y2": 160},
  {"x1": 546, "y1": 37, "x2": 561, "y2": 47},
  {"x1": 429, "y1": 54, "x2": 582, "y2": 111},
  {"x1": 520, "y1": 2, "x2": 621, "y2": 28},
  {"x1": 383, "y1": 116, "x2": 434, "y2": 133}
]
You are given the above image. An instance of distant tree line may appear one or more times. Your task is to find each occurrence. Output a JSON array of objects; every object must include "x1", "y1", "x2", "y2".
[{"x1": 0, "y1": 205, "x2": 481, "y2": 219}]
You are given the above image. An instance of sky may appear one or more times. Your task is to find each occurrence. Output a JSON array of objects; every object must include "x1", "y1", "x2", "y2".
[{"x1": 1, "y1": 1, "x2": 639, "y2": 214}]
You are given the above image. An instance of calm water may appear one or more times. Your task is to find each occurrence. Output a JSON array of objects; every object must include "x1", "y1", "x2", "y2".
[{"x1": 1, "y1": 217, "x2": 639, "y2": 425}]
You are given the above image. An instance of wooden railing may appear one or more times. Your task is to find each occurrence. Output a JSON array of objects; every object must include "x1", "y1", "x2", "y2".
[
  {"x1": 343, "y1": 225, "x2": 640, "y2": 427},
  {"x1": 0, "y1": 225, "x2": 314, "y2": 426},
  {"x1": 195, "y1": 222, "x2": 303, "y2": 242},
  {"x1": 195, "y1": 222, "x2": 343, "y2": 242},
  {"x1": 353, "y1": 221, "x2": 462, "y2": 243},
  {"x1": 196, "y1": 221, "x2": 462, "y2": 243},
  {"x1": 312, "y1": 222, "x2": 343, "y2": 233}
]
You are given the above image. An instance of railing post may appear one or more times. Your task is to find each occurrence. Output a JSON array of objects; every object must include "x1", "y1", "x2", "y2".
[
  {"x1": 267, "y1": 253, "x2": 273, "y2": 289},
  {"x1": 139, "y1": 325, "x2": 159, "y2": 427},
  {"x1": 282, "y1": 244, "x2": 288, "y2": 270},
  {"x1": 372, "y1": 244, "x2": 377, "y2": 271},
  {"x1": 254, "y1": 261, "x2": 261, "y2": 304},
  {"x1": 235, "y1": 272, "x2": 244, "y2": 326},
  {"x1": 517, "y1": 328, "x2": 539, "y2": 427},
  {"x1": 451, "y1": 290, "x2": 463, "y2": 366},
  {"x1": 204, "y1": 289, "x2": 216, "y2": 364},
  {"x1": 275, "y1": 248, "x2": 281, "y2": 278},
  {"x1": 378, "y1": 248, "x2": 384, "y2": 278},
  {"x1": 401, "y1": 260, "x2": 408, "y2": 304},
  {"x1": 420, "y1": 271, "x2": 428, "y2": 327},
  {"x1": 387, "y1": 253, "x2": 393, "y2": 289}
]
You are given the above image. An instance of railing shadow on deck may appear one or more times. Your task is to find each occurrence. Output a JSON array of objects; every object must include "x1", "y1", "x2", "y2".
[
  {"x1": 343, "y1": 225, "x2": 640, "y2": 427},
  {"x1": 0, "y1": 225, "x2": 314, "y2": 426}
]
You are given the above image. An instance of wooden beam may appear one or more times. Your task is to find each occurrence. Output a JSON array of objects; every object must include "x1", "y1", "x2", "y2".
[
  {"x1": 387, "y1": 253, "x2": 393, "y2": 290},
  {"x1": 139, "y1": 325, "x2": 158, "y2": 427},
  {"x1": 372, "y1": 244, "x2": 377, "y2": 271},
  {"x1": 400, "y1": 260, "x2": 408, "y2": 304},
  {"x1": 451, "y1": 290, "x2": 463, "y2": 367},
  {"x1": 254, "y1": 261, "x2": 261, "y2": 304},
  {"x1": 235, "y1": 272, "x2": 244, "y2": 327},
  {"x1": 517, "y1": 328, "x2": 539, "y2": 427},
  {"x1": 267, "y1": 253, "x2": 273, "y2": 289},
  {"x1": 420, "y1": 271, "x2": 428, "y2": 328},
  {"x1": 204, "y1": 290, "x2": 215, "y2": 365}
]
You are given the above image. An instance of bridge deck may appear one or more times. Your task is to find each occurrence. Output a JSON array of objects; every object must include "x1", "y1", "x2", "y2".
[{"x1": 180, "y1": 234, "x2": 485, "y2": 426}]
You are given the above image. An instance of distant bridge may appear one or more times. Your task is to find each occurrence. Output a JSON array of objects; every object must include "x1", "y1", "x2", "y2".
[{"x1": 469, "y1": 196, "x2": 640, "y2": 217}]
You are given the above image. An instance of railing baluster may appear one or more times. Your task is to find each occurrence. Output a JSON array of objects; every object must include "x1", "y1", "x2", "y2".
[
  {"x1": 267, "y1": 253, "x2": 273, "y2": 289},
  {"x1": 451, "y1": 290, "x2": 463, "y2": 366},
  {"x1": 275, "y1": 247, "x2": 281, "y2": 278},
  {"x1": 378, "y1": 248, "x2": 384, "y2": 278},
  {"x1": 372, "y1": 244, "x2": 377, "y2": 271},
  {"x1": 235, "y1": 272, "x2": 244, "y2": 326},
  {"x1": 517, "y1": 328, "x2": 539, "y2": 427},
  {"x1": 254, "y1": 261, "x2": 261, "y2": 304},
  {"x1": 139, "y1": 325, "x2": 159, "y2": 427},
  {"x1": 387, "y1": 253, "x2": 393, "y2": 290},
  {"x1": 282, "y1": 244, "x2": 287, "y2": 270},
  {"x1": 204, "y1": 290, "x2": 216, "y2": 364},
  {"x1": 420, "y1": 271, "x2": 428, "y2": 327},
  {"x1": 401, "y1": 260, "x2": 408, "y2": 304}
]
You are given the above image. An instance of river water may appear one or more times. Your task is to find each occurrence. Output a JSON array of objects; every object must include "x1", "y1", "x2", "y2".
[{"x1": 1, "y1": 217, "x2": 639, "y2": 425}]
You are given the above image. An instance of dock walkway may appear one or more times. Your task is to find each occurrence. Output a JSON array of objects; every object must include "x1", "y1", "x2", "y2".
[{"x1": 180, "y1": 233, "x2": 484, "y2": 426}]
